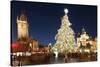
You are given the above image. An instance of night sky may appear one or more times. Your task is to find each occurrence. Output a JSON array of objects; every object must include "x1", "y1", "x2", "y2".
[{"x1": 11, "y1": 1, "x2": 97, "y2": 45}]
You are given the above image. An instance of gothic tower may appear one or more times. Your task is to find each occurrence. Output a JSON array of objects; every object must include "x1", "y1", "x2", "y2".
[{"x1": 17, "y1": 13, "x2": 29, "y2": 39}]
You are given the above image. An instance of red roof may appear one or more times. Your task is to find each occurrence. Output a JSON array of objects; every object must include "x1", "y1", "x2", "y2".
[
  {"x1": 11, "y1": 42, "x2": 19, "y2": 49},
  {"x1": 11, "y1": 42, "x2": 28, "y2": 52}
]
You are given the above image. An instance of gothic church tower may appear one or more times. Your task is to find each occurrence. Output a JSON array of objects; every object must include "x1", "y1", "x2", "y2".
[{"x1": 17, "y1": 13, "x2": 29, "y2": 39}]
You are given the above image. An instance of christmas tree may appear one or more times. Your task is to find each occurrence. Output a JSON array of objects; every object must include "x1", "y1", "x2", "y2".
[{"x1": 52, "y1": 9, "x2": 76, "y2": 53}]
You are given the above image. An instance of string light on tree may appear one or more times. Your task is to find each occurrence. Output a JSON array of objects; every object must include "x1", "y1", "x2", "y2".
[{"x1": 52, "y1": 8, "x2": 76, "y2": 53}]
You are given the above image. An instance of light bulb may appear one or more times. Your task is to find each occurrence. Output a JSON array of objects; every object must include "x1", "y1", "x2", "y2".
[{"x1": 64, "y1": 8, "x2": 69, "y2": 14}]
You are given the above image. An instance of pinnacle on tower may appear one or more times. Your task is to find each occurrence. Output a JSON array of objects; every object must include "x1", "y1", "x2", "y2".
[
  {"x1": 82, "y1": 27, "x2": 86, "y2": 33},
  {"x1": 81, "y1": 27, "x2": 88, "y2": 35}
]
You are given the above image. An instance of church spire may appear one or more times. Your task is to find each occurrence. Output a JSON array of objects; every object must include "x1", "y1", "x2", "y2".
[{"x1": 82, "y1": 27, "x2": 86, "y2": 34}]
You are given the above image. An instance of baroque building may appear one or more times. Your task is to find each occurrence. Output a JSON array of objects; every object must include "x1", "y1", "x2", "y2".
[
  {"x1": 76, "y1": 28, "x2": 97, "y2": 52},
  {"x1": 77, "y1": 28, "x2": 89, "y2": 48}
]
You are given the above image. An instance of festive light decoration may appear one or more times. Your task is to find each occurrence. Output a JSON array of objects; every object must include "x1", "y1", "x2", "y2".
[
  {"x1": 52, "y1": 9, "x2": 76, "y2": 53},
  {"x1": 64, "y1": 8, "x2": 69, "y2": 14}
]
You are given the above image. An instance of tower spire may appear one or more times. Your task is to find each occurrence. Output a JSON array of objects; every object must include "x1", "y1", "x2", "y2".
[{"x1": 82, "y1": 27, "x2": 86, "y2": 34}]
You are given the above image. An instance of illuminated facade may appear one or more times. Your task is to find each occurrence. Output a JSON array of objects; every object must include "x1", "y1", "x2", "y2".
[
  {"x1": 77, "y1": 28, "x2": 89, "y2": 48},
  {"x1": 77, "y1": 28, "x2": 97, "y2": 52},
  {"x1": 17, "y1": 13, "x2": 29, "y2": 39},
  {"x1": 29, "y1": 39, "x2": 39, "y2": 51},
  {"x1": 90, "y1": 38, "x2": 97, "y2": 51}
]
